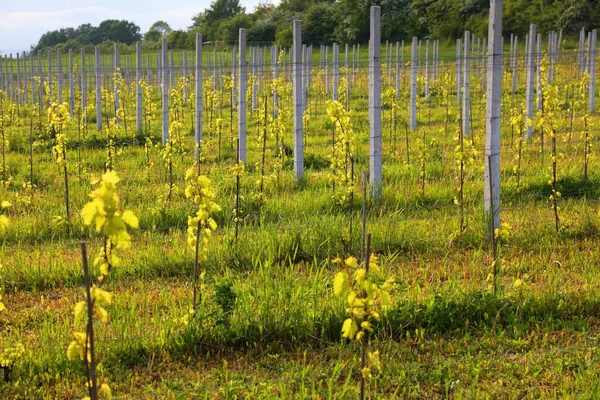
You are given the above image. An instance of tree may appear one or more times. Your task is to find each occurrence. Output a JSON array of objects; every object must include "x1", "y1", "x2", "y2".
[
  {"x1": 191, "y1": 0, "x2": 245, "y2": 31},
  {"x1": 559, "y1": 0, "x2": 600, "y2": 34},
  {"x1": 144, "y1": 30, "x2": 162, "y2": 42},
  {"x1": 248, "y1": 20, "x2": 277, "y2": 43},
  {"x1": 204, "y1": 0, "x2": 245, "y2": 22},
  {"x1": 303, "y1": 3, "x2": 337, "y2": 45},
  {"x1": 145, "y1": 21, "x2": 172, "y2": 43},
  {"x1": 149, "y1": 21, "x2": 173, "y2": 36},
  {"x1": 167, "y1": 30, "x2": 194, "y2": 49},
  {"x1": 217, "y1": 14, "x2": 253, "y2": 44},
  {"x1": 97, "y1": 20, "x2": 142, "y2": 44},
  {"x1": 333, "y1": 0, "x2": 371, "y2": 44},
  {"x1": 275, "y1": 25, "x2": 293, "y2": 47}
]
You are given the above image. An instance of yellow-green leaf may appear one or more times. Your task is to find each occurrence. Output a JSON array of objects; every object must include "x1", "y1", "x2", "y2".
[
  {"x1": 121, "y1": 210, "x2": 139, "y2": 229},
  {"x1": 66, "y1": 341, "x2": 82, "y2": 361},
  {"x1": 333, "y1": 272, "x2": 348, "y2": 295},
  {"x1": 341, "y1": 318, "x2": 358, "y2": 339},
  {"x1": 345, "y1": 256, "x2": 359, "y2": 269},
  {"x1": 74, "y1": 301, "x2": 86, "y2": 320}
]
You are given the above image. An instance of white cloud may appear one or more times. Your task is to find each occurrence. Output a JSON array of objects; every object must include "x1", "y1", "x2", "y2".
[{"x1": 0, "y1": 6, "x2": 204, "y2": 53}]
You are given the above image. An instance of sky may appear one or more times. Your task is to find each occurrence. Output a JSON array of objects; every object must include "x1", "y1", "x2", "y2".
[{"x1": 0, "y1": 0, "x2": 264, "y2": 54}]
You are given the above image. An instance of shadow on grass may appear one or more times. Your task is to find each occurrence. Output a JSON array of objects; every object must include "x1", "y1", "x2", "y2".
[
  {"x1": 104, "y1": 290, "x2": 600, "y2": 371},
  {"x1": 509, "y1": 175, "x2": 600, "y2": 203}
]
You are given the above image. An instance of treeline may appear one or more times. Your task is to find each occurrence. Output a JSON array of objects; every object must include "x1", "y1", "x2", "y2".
[
  {"x1": 33, "y1": 20, "x2": 141, "y2": 52},
  {"x1": 33, "y1": 0, "x2": 600, "y2": 52}
]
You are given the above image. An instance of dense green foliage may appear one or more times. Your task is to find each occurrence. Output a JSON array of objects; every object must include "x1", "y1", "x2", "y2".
[
  {"x1": 33, "y1": 0, "x2": 600, "y2": 51},
  {"x1": 34, "y1": 20, "x2": 142, "y2": 52}
]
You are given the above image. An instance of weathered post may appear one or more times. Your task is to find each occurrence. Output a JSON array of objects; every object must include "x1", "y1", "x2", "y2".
[
  {"x1": 308, "y1": 45, "x2": 313, "y2": 108},
  {"x1": 401, "y1": 40, "x2": 405, "y2": 91},
  {"x1": 369, "y1": 6, "x2": 382, "y2": 198},
  {"x1": 95, "y1": 47, "x2": 101, "y2": 131},
  {"x1": 23, "y1": 52, "x2": 28, "y2": 105},
  {"x1": 557, "y1": 29, "x2": 563, "y2": 61},
  {"x1": 512, "y1": 36, "x2": 518, "y2": 96},
  {"x1": 525, "y1": 24, "x2": 536, "y2": 139},
  {"x1": 333, "y1": 43, "x2": 339, "y2": 100},
  {"x1": 482, "y1": 37, "x2": 487, "y2": 92},
  {"x1": 410, "y1": 37, "x2": 417, "y2": 131},
  {"x1": 251, "y1": 46, "x2": 256, "y2": 111},
  {"x1": 47, "y1": 51, "x2": 52, "y2": 103},
  {"x1": 238, "y1": 29, "x2": 247, "y2": 163},
  {"x1": 0, "y1": 56, "x2": 3, "y2": 94},
  {"x1": 16, "y1": 53, "x2": 21, "y2": 105},
  {"x1": 183, "y1": 50, "x2": 188, "y2": 101},
  {"x1": 136, "y1": 41, "x2": 142, "y2": 133},
  {"x1": 114, "y1": 44, "x2": 120, "y2": 115},
  {"x1": 589, "y1": 29, "x2": 597, "y2": 113},
  {"x1": 425, "y1": 39, "x2": 430, "y2": 98},
  {"x1": 161, "y1": 37, "x2": 168, "y2": 144},
  {"x1": 195, "y1": 34, "x2": 203, "y2": 161},
  {"x1": 357, "y1": 44, "x2": 361, "y2": 77},
  {"x1": 30, "y1": 53, "x2": 35, "y2": 107},
  {"x1": 69, "y1": 49, "x2": 74, "y2": 115},
  {"x1": 157, "y1": 53, "x2": 162, "y2": 92},
  {"x1": 80, "y1": 49, "x2": 86, "y2": 113},
  {"x1": 345, "y1": 43, "x2": 350, "y2": 107},
  {"x1": 456, "y1": 39, "x2": 462, "y2": 105},
  {"x1": 273, "y1": 45, "x2": 278, "y2": 118},
  {"x1": 325, "y1": 46, "x2": 329, "y2": 95},
  {"x1": 485, "y1": 0, "x2": 502, "y2": 238},
  {"x1": 232, "y1": 45, "x2": 237, "y2": 107},
  {"x1": 463, "y1": 31, "x2": 471, "y2": 138},
  {"x1": 293, "y1": 20, "x2": 304, "y2": 179},
  {"x1": 536, "y1": 33, "x2": 541, "y2": 110},
  {"x1": 579, "y1": 28, "x2": 586, "y2": 75},
  {"x1": 395, "y1": 41, "x2": 400, "y2": 99},
  {"x1": 57, "y1": 49, "x2": 63, "y2": 104},
  {"x1": 170, "y1": 50, "x2": 175, "y2": 91}
]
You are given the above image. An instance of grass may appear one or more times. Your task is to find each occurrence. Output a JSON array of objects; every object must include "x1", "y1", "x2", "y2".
[{"x1": 1, "y1": 51, "x2": 600, "y2": 398}]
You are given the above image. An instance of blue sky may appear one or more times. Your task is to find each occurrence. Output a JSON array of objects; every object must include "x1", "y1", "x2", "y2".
[{"x1": 0, "y1": 0, "x2": 264, "y2": 54}]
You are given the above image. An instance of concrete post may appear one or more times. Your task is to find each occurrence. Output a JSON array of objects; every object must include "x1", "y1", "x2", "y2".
[
  {"x1": 456, "y1": 39, "x2": 462, "y2": 105},
  {"x1": 333, "y1": 43, "x2": 339, "y2": 100},
  {"x1": 161, "y1": 38, "x2": 168, "y2": 144},
  {"x1": 57, "y1": 49, "x2": 62, "y2": 104},
  {"x1": 136, "y1": 41, "x2": 142, "y2": 133},
  {"x1": 525, "y1": 24, "x2": 536, "y2": 139},
  {"x1": 23, "y1": 52, "x2": 28, "y2": 105},
  {"x1": 485, "y1": 0, "x2": 502, "y2": 237},
  {"x1": 95, "y1": 47, "x2": 101, "y2": 131},
  {"x1": 395, "y1": 41, "x2": 400, "y2": 99},
  {"x1": 410, "y1": 37, "x2": 417, "y2": 132},
  {"x1": 463, "y1": 31, "x2": 471, "y2": 138},
  {"x1": 589, "y1": 29, "x2": 597, "y2": 113},
  {"x1": 238, "y1": 29, "x2": 247, "y2": 163},
  {"x1": 81, "y1": 49, "x2": 86, "y2": 113},
  {"x1": 293, "y1": 20, "x2": 304, "y2": 179},
  {"x1": 579, "y1": 28, "x2": 586, "y2": 75},
  {"x1": 195, "y1": 34, "x2": 203, "y2": 160},
  {"x1": 425, "y1": 39, "x2": 430, "y2": 98},
  {"x1": 114, "y1": 44, "x2": 120, "y2": 114},
  {"x1": 69, "y1": 49, "x2": 74, "y2": 115},
  {"x1": 536, "y1": 33, "x2": 541, "y2": 110},
  {"x1": 369, "y1": 7, "x2": 382, "y2": 198}
]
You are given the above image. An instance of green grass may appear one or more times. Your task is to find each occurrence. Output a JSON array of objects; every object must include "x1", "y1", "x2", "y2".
[{"x1": 1, "y1": 55, "x2": 600, "y2": 399}]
